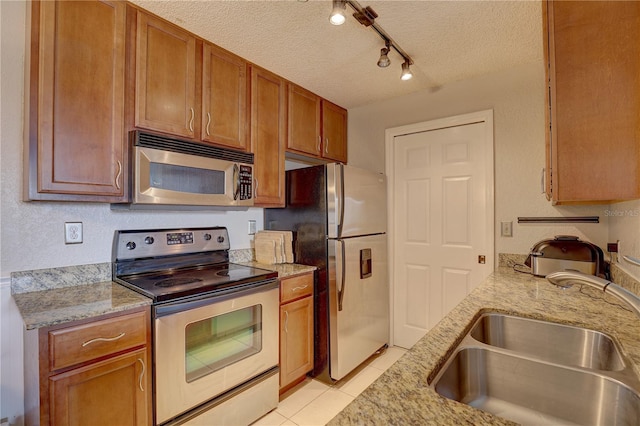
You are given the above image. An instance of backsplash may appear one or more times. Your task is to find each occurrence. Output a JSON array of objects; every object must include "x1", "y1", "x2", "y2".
[
  {"x1": 11, "y1": 249, "x2": 256, "y2": 294},
  {"x1": 11, "y1": 262, "x2": 111, "y2": 294},
  {"x1": 499, "y1": 253, "x2": 640, "y2": 297}
]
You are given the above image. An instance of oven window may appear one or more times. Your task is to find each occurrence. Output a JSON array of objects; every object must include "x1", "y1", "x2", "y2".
[
  {"x1": 150, "y1": 162, "x2": 225, "y2": 195},
  {"x1": 185, "y1": 305, "x2": 262, "y2": 383}
]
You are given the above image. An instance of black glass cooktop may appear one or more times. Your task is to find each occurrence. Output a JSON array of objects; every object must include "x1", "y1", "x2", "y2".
[{"x1": 118, "y1": 263, "x2": 277, "y2": 303}]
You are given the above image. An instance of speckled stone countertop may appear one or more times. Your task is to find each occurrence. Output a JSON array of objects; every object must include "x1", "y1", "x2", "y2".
[
  {"x1": 329, "y1": 267, "x2": 640, "y2": 425},
  {"x1": 12, "y1": 262, "x2": 152, "y2": 330},
  {"x1": 12, "y1": 260, "x2": 315, "y2": 331},
  {"x1": 13, "y1": 282, "x2": 151, "y2": 330}
]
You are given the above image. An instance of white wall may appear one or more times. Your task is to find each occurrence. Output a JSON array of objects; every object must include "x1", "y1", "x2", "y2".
[{"x1": 347, "y1": 62, "x2": 610, "y2": 258}]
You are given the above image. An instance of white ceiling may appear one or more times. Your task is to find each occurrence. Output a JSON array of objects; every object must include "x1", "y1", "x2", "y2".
[{"x1": 130, "y1": 0, "x2": 543, "y2": 109}]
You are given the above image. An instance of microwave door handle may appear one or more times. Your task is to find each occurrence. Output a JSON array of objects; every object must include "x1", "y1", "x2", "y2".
[{"x1": 233, "y1": 164, "x2": 240, "y2": 200}]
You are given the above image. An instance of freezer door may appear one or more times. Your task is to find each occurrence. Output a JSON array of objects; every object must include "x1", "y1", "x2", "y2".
[
  {"x1": 328, "y1": 234, "x2": 389, "y2": 381},
  {"x1": 327, "y1": 164, "x2": 387, "y2": 238}
]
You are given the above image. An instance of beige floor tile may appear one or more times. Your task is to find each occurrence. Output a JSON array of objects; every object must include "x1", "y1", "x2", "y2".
[
  {"x1": 334, "y1": 365, "x2": 385, "y2": 397},
  {"x1": 289, "y1": 388, "x2": 354, "y2": 426},
  {"x1": 276, "y1": 379, "x2": 331, "y2": 419},
  {"x1": 251, "y1": 409, "x2": 288, "y2": 426},
  {"x1": 367, "y1": 346, "x2": 407, "y2": 371}
]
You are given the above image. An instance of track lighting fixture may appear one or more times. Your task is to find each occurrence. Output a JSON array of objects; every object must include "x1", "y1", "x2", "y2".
[
  {"x1": 377, "y1": 43, "x2": 391, "y2": 68},
  {"x1": 328, "y1": 0, "x2": 414, "y2": 81},
  {"x1": 401, "y1": 61, "x2": 413, "y2": 80},
  {"x1": 329, "y1": 0, "x2": 347, "y2": 26}
]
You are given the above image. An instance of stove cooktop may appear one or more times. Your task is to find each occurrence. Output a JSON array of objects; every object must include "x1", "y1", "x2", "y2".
[{"x1": 118, "y1": 263, "x2": 277, "y2": 303}]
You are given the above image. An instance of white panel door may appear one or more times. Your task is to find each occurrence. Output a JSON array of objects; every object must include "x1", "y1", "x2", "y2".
[{"x1": 388, "y1": 112, "x2": 493, "y2": 349}]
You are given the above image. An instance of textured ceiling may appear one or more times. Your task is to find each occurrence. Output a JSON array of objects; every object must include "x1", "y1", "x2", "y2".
[{"x1": 130, "y1": 0, "x2": 543, "y2": 109}]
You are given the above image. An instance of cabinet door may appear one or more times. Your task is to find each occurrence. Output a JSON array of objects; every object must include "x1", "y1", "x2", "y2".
[
  {"x1": 280, "y1": 297, "x2": 314, "y2": 390},
  {"x1": 251, "y1": 66, "x2": 286, "y2": 207},
  {"x1": 322, "y1": 101, "x2": 348, "y2": 163},
  {"x1": 202, "y1": 43, "x2": 249, "y2": 150},
  {"x1": 29, "y1": 0, "x2": 126, "y2": 201},
  {"x1": 287, "y1": 84, "x2": 322, "y2": 157},
  {"x1": 546, "y1": 1, "x2": 640, "y2": 203},
  {"x1": 49, "y1": 348, "x2": 151, "y2": 426},
  {"x1": 135, "y1": 12, "x2": 197, "y2": 138}
]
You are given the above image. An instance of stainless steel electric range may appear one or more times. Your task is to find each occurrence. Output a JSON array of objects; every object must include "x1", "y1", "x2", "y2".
[{"x1": 112, "y1": 227, "x2": 279, "y2": 426}]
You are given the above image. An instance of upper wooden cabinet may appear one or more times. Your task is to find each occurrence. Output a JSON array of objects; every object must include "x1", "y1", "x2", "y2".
[
  {"x1": 26, "y1": 0, "x2": 128, "y2": 202},
  {"x1": 134, "y1": 12, "x2": 251, "y2": 151},
  {"x1": 135, "y1": 12, "x2": 197, "y2": 139},
  {"x1": 202, "y1": 43, "x2": 249, "y2": 150},
  {"x1": 251, "y1": 66, "x2": 287, "y2": 207},
  {"x1": 322, "y1": 100, "x2": 348, "y2": 163},
  {"x1": 287, "y1": 83, "x2": 348, "y2": 163},
  {"x1": 544, "y1": 0, "x2": 640, "y2": 204},
  {"x1": 287, "y1": 84, "x2": 322, "y2": 156}
]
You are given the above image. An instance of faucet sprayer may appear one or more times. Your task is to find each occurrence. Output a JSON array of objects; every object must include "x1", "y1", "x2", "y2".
[{"x1": 546, "y1": 271, "x2": 640, "y2": 319}]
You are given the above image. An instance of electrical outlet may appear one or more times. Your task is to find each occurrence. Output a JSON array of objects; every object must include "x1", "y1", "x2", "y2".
[
  {"x1": 500, "y1": 221, "x2": 513, "y2": 237},
  {"x1": 248, "y1": 220, "x2": 256, "y2": 235},
  {"x1": 65, "y1": 222, "x2": 83, "y2": 244}
]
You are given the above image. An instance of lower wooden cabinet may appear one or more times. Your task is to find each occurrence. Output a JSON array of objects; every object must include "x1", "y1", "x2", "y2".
[
  {"x1": 49, "y1": 348, "x2": 149, "y2": 425},
  {"x1": 279, "y1": 273, "x2": 314, "y2": 392},
  {"x1": 24, "y1": 307, "x2": 152, "y2": 426}
]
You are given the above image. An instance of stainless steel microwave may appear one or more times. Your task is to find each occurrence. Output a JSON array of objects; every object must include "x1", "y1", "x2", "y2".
[{"x1": 123, "y1": 131, "x2": 254, "y2": 208}]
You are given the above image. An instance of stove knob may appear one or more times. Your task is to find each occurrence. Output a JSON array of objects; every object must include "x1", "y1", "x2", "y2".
[
  {"x1": 144, "y1": 236, "x2": 155, "y2": 245},
  {"x1": 203, "y1": 233, "x2": 212, "y2": 241},
  {"x1": 126, "y1": 241, "x2": 136, "y2": 250},
  {"x1": 217, "y1": 235, "x2": 225, "y2": 244}
]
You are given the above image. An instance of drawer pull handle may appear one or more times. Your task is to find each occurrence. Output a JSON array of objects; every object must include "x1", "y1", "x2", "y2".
[
  {"x1": 81, "y1": 332, "x2": 125, "y2": 347},
  {"x1": 291, "y1": 285, "x2": 308, "y2": 292},
  {"x1": 138, "y1": 358, "x2": 146, "y2": 392}
]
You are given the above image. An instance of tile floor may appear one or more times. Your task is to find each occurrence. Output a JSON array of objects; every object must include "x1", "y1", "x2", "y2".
[{"x1": 253, "y1": 346, "x2": 407, "y2": 426}]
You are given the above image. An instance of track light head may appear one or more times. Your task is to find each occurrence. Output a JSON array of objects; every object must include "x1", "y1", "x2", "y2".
[
  {"x1": 329, "y1": 0, "x2": 347, "y2": 25},
  {"x1": 401, "y1": 61, "x2": 413, "y2": 81},
  {"x1": 377, "y1": 47, "x2": 391, "y2": 68}
]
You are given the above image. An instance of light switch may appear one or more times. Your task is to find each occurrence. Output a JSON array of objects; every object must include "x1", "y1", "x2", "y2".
[{"x1": 500, "y1": 221, "x2": 513, "y2": 237}]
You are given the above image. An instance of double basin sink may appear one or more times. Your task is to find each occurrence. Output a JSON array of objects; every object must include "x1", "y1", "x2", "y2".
[{"x1": 431, "y1": 312, "x2": 640, "y2": 425}]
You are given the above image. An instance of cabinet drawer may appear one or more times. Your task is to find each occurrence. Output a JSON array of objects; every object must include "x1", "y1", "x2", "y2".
[
  {"x1": 280, "y1": 273, "x2": 314, "y2": 304},
  {"x1": 49, "y1": 310, "x2": 148, "y2": 371}
]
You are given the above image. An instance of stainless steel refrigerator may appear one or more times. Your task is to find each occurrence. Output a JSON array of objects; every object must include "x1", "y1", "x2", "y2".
[{"x1": 264, "y1": 163, "x2": 389, "y2": 382}]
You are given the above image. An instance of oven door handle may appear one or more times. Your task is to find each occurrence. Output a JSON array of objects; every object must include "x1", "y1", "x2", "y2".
[{"x1": 154, "y1": 279, "x2": 278, "y2": 317}]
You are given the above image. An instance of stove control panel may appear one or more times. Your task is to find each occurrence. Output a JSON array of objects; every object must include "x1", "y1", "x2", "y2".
[{"x1": 114, "y1": 227, "x2": 230, "y2": 260}]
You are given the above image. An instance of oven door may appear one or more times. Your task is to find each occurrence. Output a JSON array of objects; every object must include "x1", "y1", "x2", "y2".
[{"x1": 154, "y1": 281, "x2": 278, "y2": 424}]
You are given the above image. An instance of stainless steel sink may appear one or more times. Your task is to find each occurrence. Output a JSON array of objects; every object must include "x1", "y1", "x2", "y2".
[
  {"x1": 469, "y1": 313, "x2": 626, "y2": 370},
  {"x1": 431, "y1": 312, "x2": 640, "y2": 425},
  {"x1": 434, "y1": 347, "x2": 640, "y2": 426}
]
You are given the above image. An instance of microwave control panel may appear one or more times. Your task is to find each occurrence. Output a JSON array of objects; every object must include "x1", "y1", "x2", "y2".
[{"x1": 238, "y1": 165, "x2": 253, "y2": 200}]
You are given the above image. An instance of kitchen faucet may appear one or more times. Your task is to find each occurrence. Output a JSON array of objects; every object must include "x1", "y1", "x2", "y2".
[{"x1": 547, "y1": 271, "x2": 640, "y2": 319}]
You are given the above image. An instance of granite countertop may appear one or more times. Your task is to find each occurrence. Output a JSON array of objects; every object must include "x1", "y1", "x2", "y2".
[
  {"x1": 13, "y1": 281, "x2": 152, "y2": 330},
  {"x1": 13, "y1": 261, "x2": 315, "y2": 330},
  {"x1": 329, "y1": 267, "x2": 640, "y2": 425}
]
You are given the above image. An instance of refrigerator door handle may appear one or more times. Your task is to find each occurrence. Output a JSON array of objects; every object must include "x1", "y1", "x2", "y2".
[
  {"x1": 338, "y1": 239, "x2": 346, "y2": 311},
  {"x1": 337, "y1": 164, "x2": 345, "y2": 238}
]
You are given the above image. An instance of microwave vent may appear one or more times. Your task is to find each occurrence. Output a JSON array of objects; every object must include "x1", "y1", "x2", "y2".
[{"x1": 133, "y1": 131, "x2": 254, "y2": 164}]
